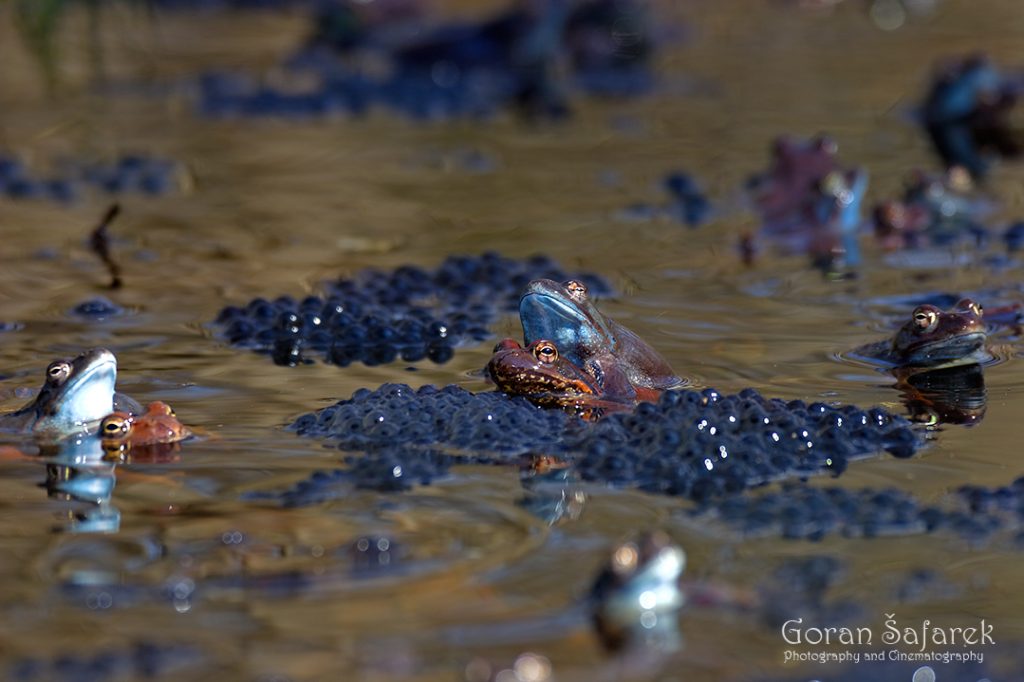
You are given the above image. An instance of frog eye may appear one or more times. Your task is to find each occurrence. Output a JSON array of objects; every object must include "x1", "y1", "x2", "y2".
[
  {"x1": 565, "y1": 280, "x2": 588, "y2": 302},
  {"x1": 101, "y1": 415, "x2": 131, "y2": 436},
  {"x1": 956, "y1": 299, "x2": 983, "y2": 316},
  {"x1": 45, "y1": 361, "x2": 72, "y2": 385},
  {"x1": 911, "y1": 306, "x2": 939, "y2": 332},
  {"x1": 821, "y1": 171, "x2": 844, "y2": 196},
  {"x1": 611, "y1": 541, "x2": 639, "y2": 576},
  {"x1": 532, "y1": 341, "x2": 559, "y2": 364},
  {"x1": 947, "y1": 166, "x2": 972, "y2": 192}
]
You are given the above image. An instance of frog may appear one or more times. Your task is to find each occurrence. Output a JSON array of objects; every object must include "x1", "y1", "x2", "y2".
[
  {"x1": 853, "y1": 299, "x2": 987, "y2": 368},
  {"x1": 585, "y1": 528, "x2": 761, "y2": 651},
  {"x1": 590, "y1": 530, "x2": 687, "y2": 619},
  {"x1": 873, "y1": 167, "x2": 988, "y2": 250},
  {"x1": 745, "y1": 135, "x2": 868, "y2": 269},
  {"x1": 0, "y1": 348, "x2": 136, "y2": 436},
  {"x1": 486, "y1": 338, "x2": 644, "y2": 418},
  {"x1": 100, "y1": 401, "x2": 192, "y2": 448},
  {"x1": 749, "y1": 135, "x2": 844, "y2": 229},
  {"x1": 518, "y1": 278, "x2": 681, "y2": 393},
  {"x1": 920, "y1": 54, "x2": 1021, "y2": 179}
]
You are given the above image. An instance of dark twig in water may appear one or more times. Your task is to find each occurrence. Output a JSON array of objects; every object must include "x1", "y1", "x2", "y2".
[{"x1": 90, "y1": 203, "x2": 122, "y2": 289}]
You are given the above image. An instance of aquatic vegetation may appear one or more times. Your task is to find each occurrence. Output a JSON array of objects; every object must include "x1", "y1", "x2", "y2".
[{"x1": 88, "y1": 204, "x2": 124, "y2": 289}]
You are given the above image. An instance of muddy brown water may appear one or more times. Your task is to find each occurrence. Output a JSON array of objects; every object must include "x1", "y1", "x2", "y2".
[{"x1": 1, "y1": 1, "x2": 1024, "y2": 680}]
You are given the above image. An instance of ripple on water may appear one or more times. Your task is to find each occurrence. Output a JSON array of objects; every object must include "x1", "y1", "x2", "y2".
[{"x1": 34, "y1": 486, "x2": 547, "y2": 626}]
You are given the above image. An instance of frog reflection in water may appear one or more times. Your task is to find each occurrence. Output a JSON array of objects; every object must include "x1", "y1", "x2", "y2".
[
  {"x1": 101, "y1": 401, "x2": 192, "y2": 448},
  {"x1": 0, "y1": 348, "x2": 126, "y2": 436},
  {"x1": 487, "y1": 338, "x2": 655, "y2": 418},
  {"x1": 855, "y1": 299, "x2": 987, "y2": 368},
  {"x1": 519, "y1": 278, "x2": 681, "y2": 392},
  {"x1": 588, "y1": 531, "x2": 758, "y2": 653},
  {"x1": 590, "y1": 531, "x2": 687, "y2": 651}
]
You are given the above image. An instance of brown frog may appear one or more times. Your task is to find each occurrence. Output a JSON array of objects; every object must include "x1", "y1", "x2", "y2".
[
  {"x1": 486, "y1": 338, "x2": 655, "y2": 419},
  {"x1": 100, "y1": 401, "x2": 192, "y2": 449},
  {"x1": 855, "y1": 299, "x2": 987, "y2": 368}
]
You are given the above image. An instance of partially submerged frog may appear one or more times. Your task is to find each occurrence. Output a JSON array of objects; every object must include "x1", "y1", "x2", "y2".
[
  {"x1": 745, "y1": 135, "x2": 867, "y2": 269},
  {"x1": 873, "y1": 167, "x2": 987, "y2": 250},
  {"x1": 590, "y1": 531, "x2": 686, "y2": 623},
  {"x1": 0, "y1": 348, "x2": 131, "y2": 436},
  {"x1": 749, "y1": 135, "x2": 842, "y2": 227},
  {"x1": 587, "y1": 531, "x2": 757, "y2": 653},
  {"x1": 920, "y1": 54, "x2": 1021, "y2": 179},
  {"x1": 101, "y1": 401, "x2": 192, "y2": 448},
  {"x1": 853, "y1": 299, "x2": 987, "y2": 368},
  {"x1": 519, "y1": 278, "x2": 681, "y2": 392},
  {"x1": 487, "y1": 338, "x2": 648, "y2": 418}
]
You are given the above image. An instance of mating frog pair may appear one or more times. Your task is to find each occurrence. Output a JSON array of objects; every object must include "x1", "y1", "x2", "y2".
[
  {"x1": 487, "y1": 278, "x2": 680, "y2": 418},
  {"x1": 0, "y1": 348, "x2": 191, "y2": 448}
]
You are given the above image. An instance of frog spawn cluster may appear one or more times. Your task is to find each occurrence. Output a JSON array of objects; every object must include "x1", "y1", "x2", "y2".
[
  {"x1": 279, "y1": 380, "x2": 1024, "y2": 547},
  {"x1": 277, "y1": 384, "x2": 572, "y2": 500},
  {"x1": 214, "y1": 253, "x2": 610, "y2": 367},
  {"x1": 281, "y1": 383, "x2": 920, "y2": 503},
  {"x1": 0, "y1": 153, "x2": 180, "y2": 205},
  {"x1": 568, "y1": 388, "x2": 917, "y2": 500},
  {"x1": 685, "y1": 475, "x2": 1024, "y2": 546},
  {"x1": 8, "y1": 641, "x2": 200, "y2": 682},
  {"x1": 199, "y1": 1, "x2": 654, "y2": 122}
]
